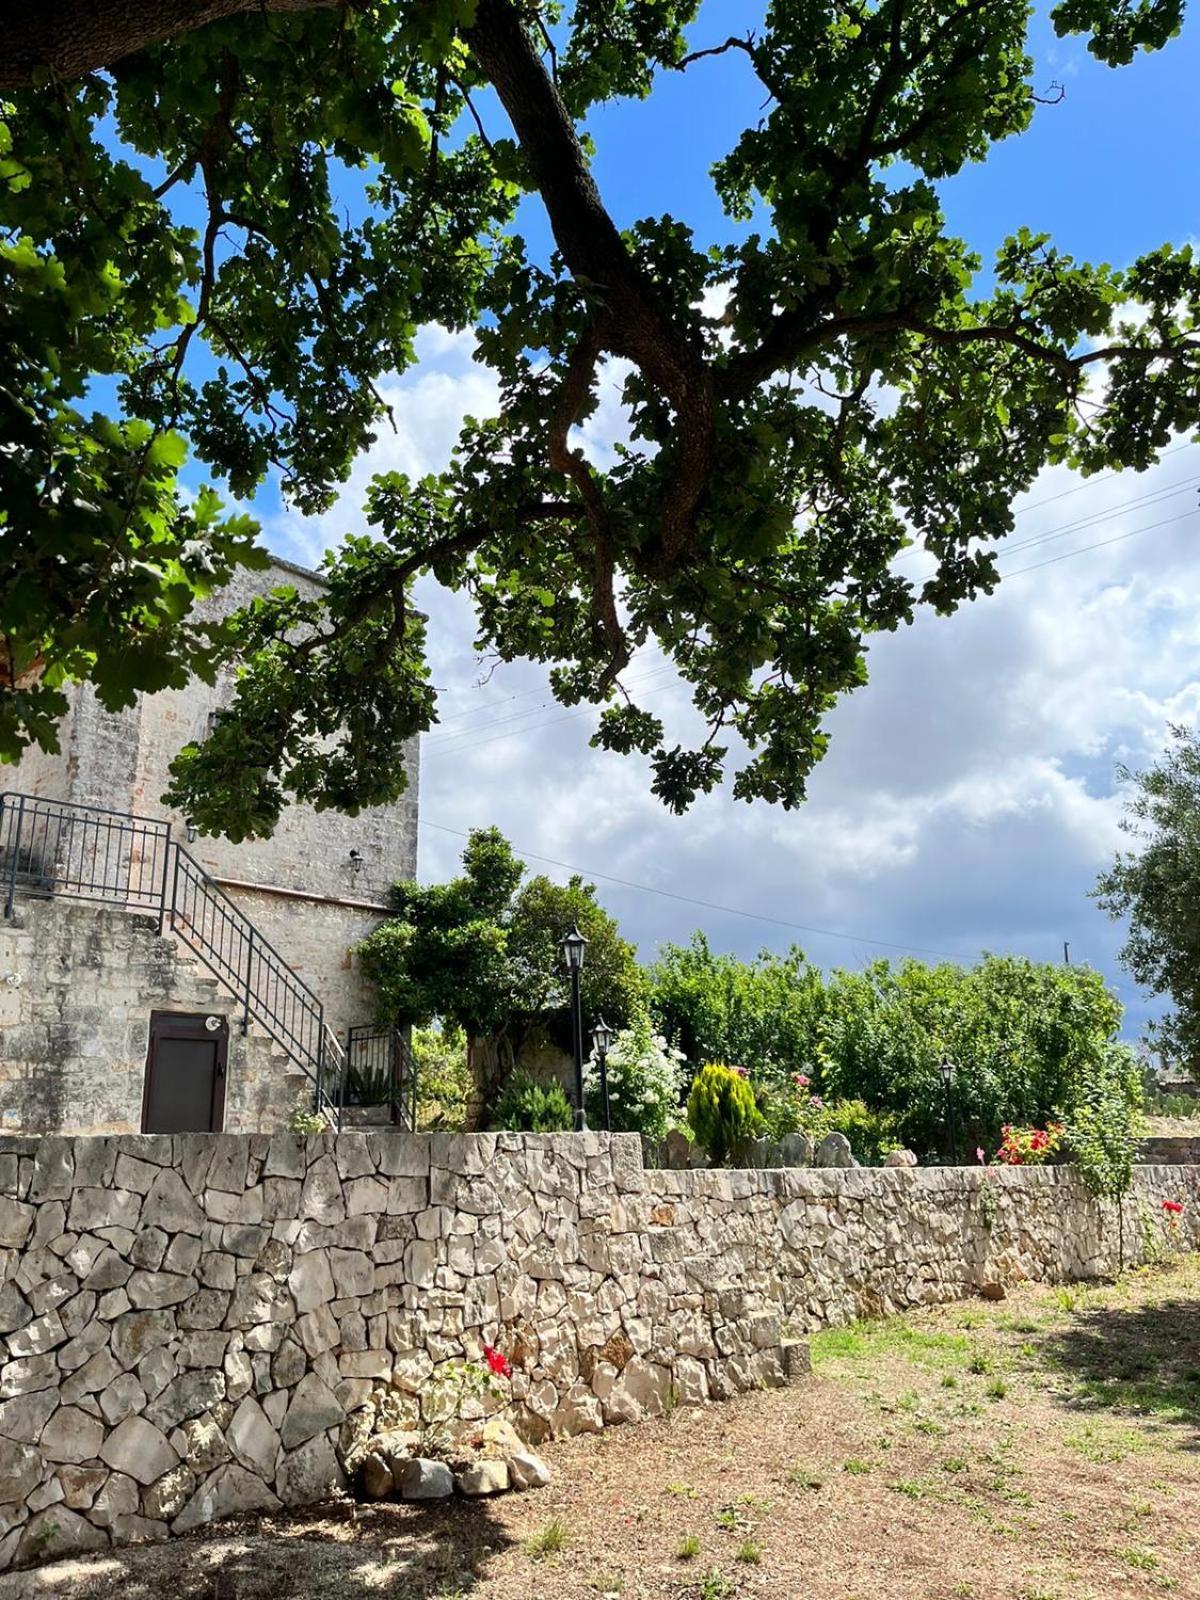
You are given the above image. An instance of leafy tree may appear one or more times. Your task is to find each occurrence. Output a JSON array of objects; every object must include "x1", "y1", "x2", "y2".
[
  {"x1": 818, "y1": 954, "x2": 1124, "y2": 1157},
  {"x1": 412, "y1": 1023, "x2": 471, "y2": 1130},
  {"x1": 649, "y1": 934, "x2": 825, "y2": 1079},
  {"x1": 2, "y1": 3, "x2": 1197, "y2": 837},
  {"x1": 357, "y1": 825, "x2": 646, "y2": 1109},
  {"x1": 1094, "y1": 724, "x2": 1200, "y2": 1065}
]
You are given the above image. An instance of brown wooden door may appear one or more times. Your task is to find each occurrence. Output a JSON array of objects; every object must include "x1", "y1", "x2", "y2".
[{"x1": 142, "y1": 1012, "x2": 227, "y2": 1133}]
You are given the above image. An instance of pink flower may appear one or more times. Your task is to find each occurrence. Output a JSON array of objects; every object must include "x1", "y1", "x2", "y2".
[
  {"x1": 734, "y1": 1066, "x2": 748, "y2": 1078},
  {"x1": 976, "y1": 1147, "x2": 986, "y2": 1165},
  {"x1": 794, "y1": 1073, "x2": 811, "y2": 1088}
]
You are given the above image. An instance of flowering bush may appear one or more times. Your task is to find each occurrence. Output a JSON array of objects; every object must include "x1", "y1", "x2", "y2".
[
  {"x1": 420, "y1": 1342, "x2": 512, "y2": 1452},
  {"x1": 585, "y1": 1014, "x2": 685, "y2": 1140},
  {"x1": 1162, "y1": 1198, "x2": 1185, "y2": 1241},
  {"x1": 994, "y1": 1122, "x2": 1064, "y2": 1165}
]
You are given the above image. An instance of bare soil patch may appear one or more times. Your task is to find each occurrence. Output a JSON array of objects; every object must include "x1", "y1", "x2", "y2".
[{"x1": 6, "y1": 1256, "x2": 1200, "y2": 1600}]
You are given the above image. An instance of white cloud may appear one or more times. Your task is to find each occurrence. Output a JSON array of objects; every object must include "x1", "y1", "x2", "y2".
[{"x1": 258, "y1": 328, "x2": 1200, "y2": 1037}]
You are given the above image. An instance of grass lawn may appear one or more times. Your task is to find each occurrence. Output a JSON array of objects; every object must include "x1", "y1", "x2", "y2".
[{"x1": 8, "y1": 1254, "x2": 1200, "y2": 1600}]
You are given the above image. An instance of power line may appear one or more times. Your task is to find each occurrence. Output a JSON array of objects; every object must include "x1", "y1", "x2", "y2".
[
  {"x1": 998, "y1": 506, "x2": 1199, "y2": 578},
  {"x1": 428, "y1": 656, "x2": 678, "y2": 748},
  {"x1": 418, "y1": 818, "x2": 962, "y2": 960}
]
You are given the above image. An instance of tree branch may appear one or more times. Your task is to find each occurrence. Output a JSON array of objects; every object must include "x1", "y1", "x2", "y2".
[{"x1": 0, "y1": 0, "x2": 350, "y2": 91}]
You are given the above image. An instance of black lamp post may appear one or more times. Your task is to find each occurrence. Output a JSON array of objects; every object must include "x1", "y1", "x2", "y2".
[
  {"x1": 559, "y1": 924, "x2": 589, "y2": 1130},
  {"x1": 591, "y1": 1015, "x2": 614, "y2": 1132},
  {"x1": 939, "y1": 1058, "x2": 958, "y2": 1166}
]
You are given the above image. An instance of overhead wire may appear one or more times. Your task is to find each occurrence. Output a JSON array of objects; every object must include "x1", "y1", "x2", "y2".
[{"x1": 417, "y1": 819, "x2": 962, "y2": 960}]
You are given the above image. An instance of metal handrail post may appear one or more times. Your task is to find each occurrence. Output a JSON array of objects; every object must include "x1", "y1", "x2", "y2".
[
  {"x1": 4, "y1": 796, "x2": 25, "y2": 920},
  {"x1": 242, "y1": 927, "x2": 254, "y2": 1036}
]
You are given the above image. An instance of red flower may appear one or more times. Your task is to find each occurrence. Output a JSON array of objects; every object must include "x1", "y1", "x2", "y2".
[
  {"x1": 1163, "y1": 1200, "x2": 1184, "y2": 1216},
  {"x1": 483, "y1": 1344, "x2": 511, "y2": 1378}
]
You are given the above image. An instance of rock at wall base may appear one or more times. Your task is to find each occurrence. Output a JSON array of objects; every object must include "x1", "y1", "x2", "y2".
[
  {"x1": 780, "y1": 1338, "x2": 812, "y2": 1385},
  {"x1": 456, "y1": 1460, "x2": 509, "y2": 1497},
  {"x1": 399, "y1": 1458, "x2": 454, "y2": 1500}
]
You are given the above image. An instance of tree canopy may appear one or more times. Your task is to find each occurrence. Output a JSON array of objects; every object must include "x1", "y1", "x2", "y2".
[
  {"x1": 2, "y1": 0, "x2": 1197, "y2": 837},
  {"x1": 358, "y1": 824, "x2": 645, "y2": 1047},
  {"x1": 1094, "y1": 724, "x2": 1200, "y2": 1065}
]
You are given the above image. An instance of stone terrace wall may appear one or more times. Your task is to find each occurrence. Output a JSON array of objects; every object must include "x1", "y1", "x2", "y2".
[{"x1": 1, "y1": 1131, "x2": 1197, "y2": 1571}]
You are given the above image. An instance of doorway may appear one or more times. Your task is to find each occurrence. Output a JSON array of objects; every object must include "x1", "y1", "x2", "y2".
[{"x1": 142, "y1": 1011, "x2": 227, "y2": 1133}]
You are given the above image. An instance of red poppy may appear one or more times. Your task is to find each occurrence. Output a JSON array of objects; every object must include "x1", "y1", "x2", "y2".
[
  {"x1": 483, "y1": 1343, "x2": 511, "y2": 1378},
  {"x1": 1163, "y1": 1200, "x2": 1184, "y2": 1215}
]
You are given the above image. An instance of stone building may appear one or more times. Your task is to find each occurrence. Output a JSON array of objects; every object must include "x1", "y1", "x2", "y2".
[{"x1": 0, "y1": 557, "x2": 418, "y2": 1136}]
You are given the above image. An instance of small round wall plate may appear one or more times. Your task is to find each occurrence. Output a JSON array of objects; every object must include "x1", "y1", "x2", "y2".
[{"x1": 204, "y1": 1015, "x2": 223, "y2": 1032}]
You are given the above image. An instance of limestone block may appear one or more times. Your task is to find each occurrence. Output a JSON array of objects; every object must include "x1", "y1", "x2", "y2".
[
  {"x1": 127, "y1": 1271, "x2": 198, "y2": 1310},
  {"x1": 360, "y1": 1452, "x2": 393, "y2": 1499},
  {"x1": 67, "y1": 1187, "x2": 142, "y2": 1234},
  {"x1": 5, "y1": 1309, "x2": 66, "y2": 1359},
  {"x1": 280, "y1": 1373, "x2": 344, "y2": 1450},
  {"x1": 300, "y1": 1157, "x2": 345, "y2": 1226},
  {"x1": 57, "y1": 1464, "x2": 107, "y2": 1510},
  {"x1": 89, "y1": 1470, "x2": 139, "y2": 1527},
  {"x1": 0, "y1": 1390, "x2": 58, "y2": 1444},
  {"x1": 101, "y1": 1415, "x2": 180, "y2": 1485},
  {"x1": 129, "y1": 1227, "x2": 170, "y2": 1271},
  {"x1": 111, "y1": 1309, "x2": 175, "y2": 1370},
  {"x1": 98, "y1": 1373, "x2": 146, "y2": 1428},
  {"x1": 277, "y1": 1432, "x2": 346, "y2": 1507},
  {"x1": 399, "y1": 1457, "x2": 454, "y2": 1500},
  {"x1": 0, "y1": 1200, "x2": 34, "y2": 1250},
  {"x1": 457, "y1": 1459, "x2": 508, "y2": 1496},
  {"x1": 172, "y1": 1463, "x2": 279, "y2": 1531},
  {"x1": 0, "y1": 1285, "x2": 31, "y2": 1338},
  {"x1": 17, "y1": 1506, "x2": 107, "y2": 1562},
  {"x1": 0, "y1": 1438, "x2": 41, "y2": 1503},
  {"x1": 229, "y1": 1395, "x2": 280, "y2": 1479},
  {"x1": 178, "y1": 1415, "x2": 229, "y2": 1474},
  {"x1": 36, "y1": 1405, "x2": 105, "y2": 1464}
]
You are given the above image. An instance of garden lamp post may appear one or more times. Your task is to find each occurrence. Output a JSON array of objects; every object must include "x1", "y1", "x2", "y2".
[
  {"x1": 591, "y1": 1015, "x2": 614, "y2": 1132},
  {"x1": 559, "y1": 924, "x2": 589, "y2": 1130},
  {"x1": 939, "y1": 1058, "x2": 958, "y2": 1166}
]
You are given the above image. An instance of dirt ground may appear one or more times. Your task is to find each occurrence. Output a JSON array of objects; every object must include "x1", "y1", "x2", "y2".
[{"x1": 4, "y1": 1255, "x2": 1200, "y2": 1600}]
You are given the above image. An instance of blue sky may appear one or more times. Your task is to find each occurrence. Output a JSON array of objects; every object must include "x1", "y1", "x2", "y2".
[{"x1": 252, "y1": 4, "x2": 1200, "y2": 1044}]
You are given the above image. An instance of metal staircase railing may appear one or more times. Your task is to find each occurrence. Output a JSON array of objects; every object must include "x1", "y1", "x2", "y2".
[
  {"x1": 345, "y1": 1024, "x2": 418, "y2": 1130},
  {"x1": 1, "y1": 791, "x2": 350, "y2": 1126}
]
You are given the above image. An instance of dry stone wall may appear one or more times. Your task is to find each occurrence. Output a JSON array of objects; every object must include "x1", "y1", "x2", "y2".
[{"x1": 1, "y1": 1130, "x2": 1197, "y2": 1572}]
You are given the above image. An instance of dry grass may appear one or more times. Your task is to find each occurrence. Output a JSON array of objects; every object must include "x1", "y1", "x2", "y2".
[{"x1": 7, "y1": 1255, "x2": 1200, "y2": 1600}]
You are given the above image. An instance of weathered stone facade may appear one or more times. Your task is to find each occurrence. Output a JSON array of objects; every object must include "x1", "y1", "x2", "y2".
[
  {"x1": 0, "y1": 901, "x2": 306, "y2": 1135},
  {"x1": 7, "y1": 556, "x2": 418, "y2": 1050},
  {"x1": 0, "y1": 1130, "x2": 1196, "y2": 1571}
]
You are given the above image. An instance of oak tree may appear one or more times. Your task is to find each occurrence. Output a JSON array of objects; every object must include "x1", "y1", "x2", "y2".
[{"x1": 1, "y1": 0, "x2": 1196, "y2": 836}]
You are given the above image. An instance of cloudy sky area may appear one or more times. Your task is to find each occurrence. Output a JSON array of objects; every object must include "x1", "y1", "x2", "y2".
[{"x1": 263, "y1": 4, "x2": 1199, "y2": 1038}]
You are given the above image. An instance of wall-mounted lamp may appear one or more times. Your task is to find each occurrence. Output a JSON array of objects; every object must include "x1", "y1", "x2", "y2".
[
  {"x1": 185, "y1": 819, "x2": 197, "y2": 843},
  {"x1": 348, "y1": 849, "x2": 364, "y2": 876}
]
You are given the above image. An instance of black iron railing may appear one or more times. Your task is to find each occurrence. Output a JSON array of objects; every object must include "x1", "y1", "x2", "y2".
[
  {"x1": 1, "y1": 792, "x2": 344, "y2": 1124},
  {"x1": 345, "y1": 1024, "x2": 419, "y2": 1130},
  {"x1": 1, "y1": 793, "x2": 172, "y2": 922}
]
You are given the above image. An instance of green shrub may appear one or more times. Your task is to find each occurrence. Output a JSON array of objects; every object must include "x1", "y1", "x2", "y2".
[
  {"x1": 412, "y1": 1024, "x2": 470, "y2": 1131},
  {"x1": 687, "y1": 1063, "x2": 761, "y2": 1165},
  {"x1": 821, "y1": 1098, "x2": 902, "y2": 1165},
  {"x1": 490, "y1": 1070, "x2": 574, "y2": 1133},
  {"x1": 1064, "y1": 1044, "x2": 1145, "y2": 1204}
]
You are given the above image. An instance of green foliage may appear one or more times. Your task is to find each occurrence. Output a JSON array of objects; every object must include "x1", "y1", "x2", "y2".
[
  {"x1": 1064, "y1": 1044, "x2": 1146, "y2": 1202},
  {"x1": 412, "y1": 1024, "x2": 470, "y2": 1131},
  {"x1": 358, "y1": 828, "x2": 645, "y2": 1070},
  {"x1": 1095, "y1": 725, "x2": 1200, "y2": 1065},
  {"x1": 2, "y1": 4, "x2": 1197, "y2": 837},
  {"x1": 818, "y1": 955, "x2": 1123, "y2": 1159},
  {"x1": 821, "y1": 1098, "x2": 904, "y2": 1166},
  {"x1": 358, "y1": 827, "x2": 521, "y2": 1036},
  {"x1": 653, "y1": 941, "x2": 1124, "y2": 1159},
  {"x1": 490, "y1": 1070, "x2": 574, "y2": 1134},
  {"x1": 649, "y1": 935, "x2": 824, "y2": 1083},
  {"x1": 687, "y1": 1063, "x2": 761, "y2": 1166},
  {"x1": 584, "y1": 1013, "x2": 685, "y2": 1140}
]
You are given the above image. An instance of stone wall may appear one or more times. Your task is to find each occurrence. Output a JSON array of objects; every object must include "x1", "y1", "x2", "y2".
[
  {"x1": 0, "y1": 901, "x2": 306, "y2": 1136},
  {"x1": 1, "y1": 1131, "x2": 1197, "y2": 1572}
]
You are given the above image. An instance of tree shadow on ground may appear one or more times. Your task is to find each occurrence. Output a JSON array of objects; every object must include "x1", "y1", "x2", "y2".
[
  {"x1": 1040, "y1": 1294, "x2": 1200, "y2": 1447},
  {"x1": 0, "y1": 1498, "x2": 518, "y2": 1600}
]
